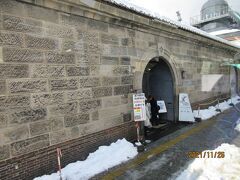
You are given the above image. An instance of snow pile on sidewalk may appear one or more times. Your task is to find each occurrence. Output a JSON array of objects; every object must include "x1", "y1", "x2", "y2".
[
  {"x1": 193, "y1": 96, "x2": 240, "y2": 120},
  {"x1": 176, "y1": 143, "x2": 240, "y2": 180},
  {"x1": 34, "y1": 139, "x2": 138, "y2": 180},
  {"x1": 235, "y1": 118, "x2": 240, "y2": 132}
]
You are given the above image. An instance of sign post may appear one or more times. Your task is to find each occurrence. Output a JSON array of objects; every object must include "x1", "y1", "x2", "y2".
[
  {"x1": 179, "y1": 93, "x2": 195, "y2": 122},
  {"x1": 133, "y1": 93, "x2": 146, "y2": 150}
]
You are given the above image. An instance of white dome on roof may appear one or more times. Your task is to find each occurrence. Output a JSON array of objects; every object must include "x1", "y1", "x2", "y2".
[
  {"x1": 201, "y1": 0, "x2": 229, "y2": 20},
  {"x1": 201, "y1": 0, "x2": 228, "y2": 11}
]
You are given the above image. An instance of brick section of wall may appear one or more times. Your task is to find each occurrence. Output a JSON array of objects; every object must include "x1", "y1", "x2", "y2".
[{"x1": 0, "y1": 121, "x2": 136, "y2": 180}]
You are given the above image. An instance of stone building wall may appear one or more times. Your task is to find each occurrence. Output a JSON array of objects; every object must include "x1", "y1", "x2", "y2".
[{"x1": 0, "y1": 0, "x2": 238, "y2": 179}]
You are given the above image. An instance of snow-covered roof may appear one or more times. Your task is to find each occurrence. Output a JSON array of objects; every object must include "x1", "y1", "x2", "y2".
[
  {"x1": 105, "y1": 0, "x2": 240, "y2": 49},
  {"x1": 210, "y1": 29, "x2": 240, "y2": 36}
]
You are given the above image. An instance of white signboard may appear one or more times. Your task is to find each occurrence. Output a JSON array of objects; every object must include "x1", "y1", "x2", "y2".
[
  {"x1": 157, "y1": 101, "x2": 167, "y2": 113},
  {"x1": 179, "y1": 93, "x2": 195, "y2": 122},
  {"x1": 133, "y1": 93, "x2": 146, "y2": 121}
]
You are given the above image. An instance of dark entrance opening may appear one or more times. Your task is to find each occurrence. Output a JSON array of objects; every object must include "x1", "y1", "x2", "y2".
[{"x1": 142, "y1": 57, "x2": 175, "y2": 121}]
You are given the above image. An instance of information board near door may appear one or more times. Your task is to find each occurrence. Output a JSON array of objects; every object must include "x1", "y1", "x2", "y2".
[
  {"x1": 133, "y1": 93, "x2": 146, "y2": 121},
  {"x1": 179, "y1": 93, "x2": 195, "y2": 122}
]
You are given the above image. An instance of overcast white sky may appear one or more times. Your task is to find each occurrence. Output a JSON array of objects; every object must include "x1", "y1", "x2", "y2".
[{"x1": 129, "y1": 0, "x2": 240, "y2": 24}]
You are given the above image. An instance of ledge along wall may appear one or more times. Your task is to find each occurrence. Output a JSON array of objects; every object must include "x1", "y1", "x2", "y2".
[{"x1": 0, "y1": 0, "x2": 239, "y2": 179}]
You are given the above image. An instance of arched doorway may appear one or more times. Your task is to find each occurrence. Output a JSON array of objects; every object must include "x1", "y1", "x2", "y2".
[{"x1": 142, "y1": 57, "x2": 175, "y2": 121}]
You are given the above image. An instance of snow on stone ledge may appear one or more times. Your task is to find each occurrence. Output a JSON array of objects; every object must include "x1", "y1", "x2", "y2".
[
  {"x1": 34, "y1": 138, "x2": 138, "y2": 180},
  {"x1": 106, "y1": 0, "x2": 240, "y2": 49},
  {"x1": 193, "y1": 96, "x2": 240, "y2": 120},
  {"x1": 175, "y1": 143, "x2": 240, "y2": 180}
]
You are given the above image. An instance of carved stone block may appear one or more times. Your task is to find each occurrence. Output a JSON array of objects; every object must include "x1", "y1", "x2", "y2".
[
  {"x1": 121, "y1": 75, "x2": 133, "y2": 85},
  {"x1": 48, "y1": 65, "x2": 66, "y2": 77},
  {"x1": 2, "y1": 125, "x2": 29, "y2": 143},
  {"x1": 113, "y1": 66, "x2": 130, "y2": 75},
  {"x1": 66, "y1": 66, "x2": 90, "y2": 76},
  {"x1": 70, "y1": 48, "x2": 99, "y2": 65},
  {"x1": 92, "y1": 87, "x2": 112, "y2": 98},
  {"x1": 127, "y1": 47, "x2": 137, "y2": 56},
  {"x1": 0, "y1": 145, "x2": 10, "y2": 160},
  {"x1": 0, "y1": 64, "x2": 29, "y2": 78},
  {"x1": 66, "y1": 89, "x2": 92, "y2": 101},
  {"x1": 62, "y1": 40, "x2": 85, "y2": 52},
  {"x1": 120, "y1": 57, "x2": 130, "y2": 65},
  {"x1": 26, "y1": 4, "x2": 59, "y2": 23},
  {"x1": 8, "y1": 79, "x2": 47, "y2": 93},
  {"x1": 79, "y1": 77, "x2": 100, "y2": 87},
  {"x1": 77, "y1": 30, "x2": 98, "y2": 43},
  {"x1": 49, "y1": 117, "x2": 64, "y2": 132},
  {"x1": 25, "y1": 35, "x2": 58, "y2": 50},
  {"x1": 110, "y1": 46, "x2": 127, "y2": 56},
  {"x1": 101, "y1": 56, "x2": 119, "y2": 65},
  {"x1": 102, "y1": 76, "x2": 121, "y2": 86},
  {"x1": 50, "y1": 79, "x2": 78, "y2": 91},
  {"x1": 0, "y1": 0, "x2": 25, "y2": 16},
  {"x1": 31, "y1": 93, "x2": 64, "y2": 107},
  {"x1": 88, "y1": 19, "x2": 108, "y2": 32},
  {"x1": 121, "y1": 38, "x2": 134, "y2": 46},
  {"x1": 0, "y1": 95, "x2": 30, "y2": 111},
  {"x1": 8, "y1": 107, "x2": 47, "y2": 124},
  {"x1": 45, "y1": 23, "x2": 74, "y2": 39},
  {"x1": 3, "y1": 15, "x2": 43, "y2": 34},
  {"x1": 11, "y1": 134, "x2": 49, "y2": 156},
  {"x1": 49, "y1": 102, "x2": 78, "y2": 116},
  {"x1": 64, "y1": 114, "x2": 89, "y2": 127},
  {"x1": 46, "y1": 51, "x2": 75, "y2": 64},
  {"x1": 0, "y1": 32, "x2": 23, "y2": 47},
  {"x1": 79, "y1": 99, "x2": 101, "y2": 112},
  {"x1": 50, "y1": 130, "x2": 68, "y2": 145},
  {"x1": 100, "y1": 34, "x2": 119, "y2": 45},
  {"x1": 91, "y1": 111, "x2": 99, "y2": 121},
  {"x1": 31, "y1": 65, "x2": 66, "y2": 78},
  {"x1": 102, "y1": 96, "x2": 120, "y2": 108},
  {"x1": 30, "y1": 121, "x2": 51, "y2": 136},
  {"x1": 3, "y1": 47, "x2": 44, "y2": 63},
  {"x1": 0, "y1": 80, "x2": 6, "y2": 95},
  {"x1": 114, "y1": 85, "x2": 132, "y2": 95},
  {"x1": 0, "y1": 113, "x2": 7, "y2": 128},
  {"x1": 60, "y1": 14, "x2": 86, "y2": 28},
  {"x1": 90, "y1": 66, "x2": 100, "y2": 76},
  {"x1": 30, "y1": 65, "x2": 47, "y2": 78},
  {"x1": 68, "y1": 126, "x2": 80, "y2": 138}
]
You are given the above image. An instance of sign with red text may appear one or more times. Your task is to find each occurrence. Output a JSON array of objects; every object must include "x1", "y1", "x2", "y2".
[{"x1": 133, "y1": 93, "x2": 146, "y2": 121}]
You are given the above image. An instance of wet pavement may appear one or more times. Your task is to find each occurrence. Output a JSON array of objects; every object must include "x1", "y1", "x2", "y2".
[{"x1": 101, "y1": 104, "x2": 240, "y2": 180}]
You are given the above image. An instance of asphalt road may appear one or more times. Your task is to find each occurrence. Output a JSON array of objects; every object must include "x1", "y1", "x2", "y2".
[{"x1": 101, "y1": 104, "x2": 240, "y2": 180}]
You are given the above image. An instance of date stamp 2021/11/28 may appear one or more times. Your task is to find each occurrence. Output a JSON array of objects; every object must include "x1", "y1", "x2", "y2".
[{"x1": 187, "y1": 151, "x2": 225, "y2": 158}]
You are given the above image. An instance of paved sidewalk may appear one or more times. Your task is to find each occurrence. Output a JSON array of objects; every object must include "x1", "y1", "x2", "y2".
[{"x1": 100, "y1": 104, "x2": 240, "y2": 180}]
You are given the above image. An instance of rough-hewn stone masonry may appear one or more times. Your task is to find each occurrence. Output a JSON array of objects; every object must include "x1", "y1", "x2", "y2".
[{"x1": 0, "y1": 0, "x2": 239, "y2": 179}]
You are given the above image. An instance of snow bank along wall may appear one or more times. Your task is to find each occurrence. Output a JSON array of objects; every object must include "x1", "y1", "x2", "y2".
[{"x1": 0, "y1": 0, "x2": 239, "y2": 179}]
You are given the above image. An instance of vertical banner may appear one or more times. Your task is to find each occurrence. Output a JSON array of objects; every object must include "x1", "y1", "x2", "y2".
[
  {"x1": 133, "y1": 93, "x2": 146, "y2": 121},
  {"x1": 179, "y1": 93, "x2": 195, "y2": 122}
]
